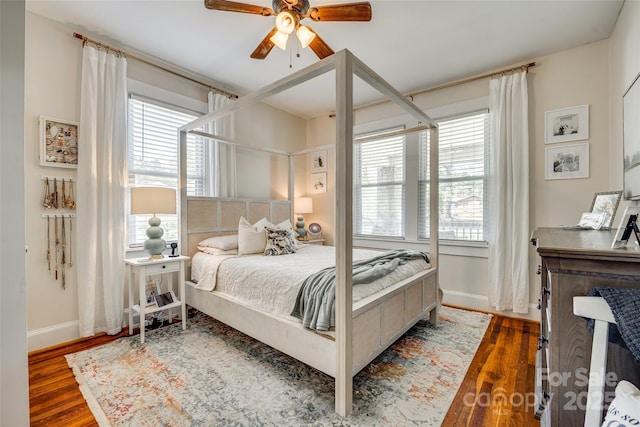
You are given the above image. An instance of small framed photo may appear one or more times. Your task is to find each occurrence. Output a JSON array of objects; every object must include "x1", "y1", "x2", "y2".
[
  {"x1": 310, "y1": 150, "x2": 327, "y2": 172},
  {"x1": 311, "y1": 172, "x2": 327, "y2": 194},
  {"x1": 611, "y1": 206, "x2": 640, "y2": 249},
  {"x1": 545, "y1": 143, "x2": 589, "y2": 180},
  {"x1": 545, "y1": 105, "x2": 589, "y2": 144},
  {"x1": 40, "y1": 116, "x2": 78, "y2": 168},
  {"x1": 145, "y1": 280, "x2": 160, "y2": 308},
  {"x1": 589, "y1": 191, "x2": 622, "y2": 229}
]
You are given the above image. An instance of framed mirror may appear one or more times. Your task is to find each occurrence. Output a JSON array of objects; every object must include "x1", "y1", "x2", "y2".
[{"x1": 590, "y1": 191, "x2": 623, "y2": 229}]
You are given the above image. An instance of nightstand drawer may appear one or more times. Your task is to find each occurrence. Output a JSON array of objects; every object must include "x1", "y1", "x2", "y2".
[{"x1": 144, "y1": 261, "x2": 181, "y2": 274}]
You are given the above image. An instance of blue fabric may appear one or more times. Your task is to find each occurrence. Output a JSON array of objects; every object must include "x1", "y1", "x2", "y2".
[{"x1": 588, "y1": 286, "x2": 640, "y2": 364}]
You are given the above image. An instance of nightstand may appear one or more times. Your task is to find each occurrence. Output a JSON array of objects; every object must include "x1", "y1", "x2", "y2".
[
  {"x1": 304, "y1": 238, "x2": 324, "y2": 245},
  {"x1": 126, "y1": 255, "x2": 189, "y2": 343}
]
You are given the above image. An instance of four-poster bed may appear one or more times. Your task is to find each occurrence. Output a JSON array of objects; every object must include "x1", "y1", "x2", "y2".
[{"x1": 178, "y1": 49, "x2": 440, "y2": 416}]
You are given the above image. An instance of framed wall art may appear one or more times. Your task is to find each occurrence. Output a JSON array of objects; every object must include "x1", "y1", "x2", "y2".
[
  {"x1": 311, "y1": 172, "x2": 327, "y2": 194},
  {"x1": 40, "y1": 116, "x2": 79, "y2": 168},
  {"x1": 310, "y1": 150, "x2": 327, "y2": 172},
  {"x1": 545, "y1": 143, "x2": 589, "y2": 180},
  {"x1": 545, "y1": 105, "x2": 589, "y2": 144}
]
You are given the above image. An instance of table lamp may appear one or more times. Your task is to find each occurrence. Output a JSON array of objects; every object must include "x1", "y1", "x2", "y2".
[
  {"x1": 130, "y1": 187, "x2": 176, "y2": 259},
  {"x1": 294, "y1": 197, "x2": 313, "y2": 239}
]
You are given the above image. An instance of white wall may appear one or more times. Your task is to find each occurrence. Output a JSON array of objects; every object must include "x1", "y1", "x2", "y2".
[
  {"x1": 1, "y1": 1, "x2": 30, "y2": 424},
  {"x1": 24, "y1": 12, "x2": 306, "y2": 350},
  {"x1": 306, "y1": 39, "x2": 612, "y2": 320}
]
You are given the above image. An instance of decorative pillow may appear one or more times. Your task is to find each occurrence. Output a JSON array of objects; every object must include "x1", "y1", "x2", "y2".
[
  {"x1": 264, "y1": 226, "x2": 297, "y2": 256},
  {"x1": 197, "y1": 247, "x2": 238, "y2": 256},
  {"x1": 601, "y1": 380, "x2": 640, "y2": 427},
  {"x1": 238, "y1": 216, "x2": 268, "y2": 255},
  {"x1": 197, "y1": 234, "x2": 238, "y2": 250}
]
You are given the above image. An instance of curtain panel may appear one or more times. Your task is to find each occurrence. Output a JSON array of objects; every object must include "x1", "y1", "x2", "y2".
[
  {"x1": 207, "y1": 92, "x2": 236, "y2": 198},
  {"x1": 77, "y1": 46, "x2": 128, "y2": 336},
  {"x1": 488, "y1": 71, "x2": 530, "y2": 313}
]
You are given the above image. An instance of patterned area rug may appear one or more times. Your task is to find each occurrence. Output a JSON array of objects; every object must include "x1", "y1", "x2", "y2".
[{"x1": 66, "y1": 306, "x2": 491, "y2": 426}]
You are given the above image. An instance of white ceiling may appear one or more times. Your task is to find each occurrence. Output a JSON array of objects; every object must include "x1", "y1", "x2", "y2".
[{"x1": 26, "y1": 0, "x2": 623, "y2": 119}]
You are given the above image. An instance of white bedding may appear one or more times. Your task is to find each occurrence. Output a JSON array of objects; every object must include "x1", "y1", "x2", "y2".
[{"x1": 190, "y1": 244, "x2": 429, "y2": 317}]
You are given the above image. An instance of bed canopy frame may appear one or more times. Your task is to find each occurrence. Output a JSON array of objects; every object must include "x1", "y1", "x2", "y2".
[{"x1": 179, "y1": 49, "x2": 439, "y2": 416}]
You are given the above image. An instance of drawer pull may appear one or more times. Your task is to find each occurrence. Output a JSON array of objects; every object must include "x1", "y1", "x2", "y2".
[
  {"x1": 543, "y1": 287, "x2": 550, "y2": 296},
  {"x1": 537, "y1": 335, "x2": 548, "y2": 350}
]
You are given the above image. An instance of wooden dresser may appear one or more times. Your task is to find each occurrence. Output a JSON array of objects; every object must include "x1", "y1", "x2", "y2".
[{"x1": 531, "y1": 228, "x2": 640, "y2": 427}]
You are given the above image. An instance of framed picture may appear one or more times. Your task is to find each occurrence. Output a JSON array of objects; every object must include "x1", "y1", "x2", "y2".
[
  {"x1": 311, "y1": 172, "x2": 327, "y2": 194},
  {"x1": 40, "y1": 116, "x2": 79, "y2": 168},
  {"x1": 589, "y1": 191, "x2": 622, "y2": 229},
  {"x1": 611, "y1": 206, "x2": 640, "y2": 249},
  {"x1": 545, "y1": 105, "x2": 589, "y2": 144},
  {"x1": 145, "y1": 280, "x2": 160, "y2": 308},
  {"x1": 310, "y1": 150, "x2": 327, "y2": 172},
  {"x1": 623, "y1": 72, "x2": 640, "y2": 200},
  {"x1": 545, "y1": 143, "x2": 589, "y2": 180}
]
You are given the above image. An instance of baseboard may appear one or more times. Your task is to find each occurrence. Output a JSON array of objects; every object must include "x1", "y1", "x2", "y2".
[
  {"x1": 28, "y1": 320, "x2": 80, "y2": 352},
  {"x1": 443, "y1": 289, "x2": 539, "y2": 322}
]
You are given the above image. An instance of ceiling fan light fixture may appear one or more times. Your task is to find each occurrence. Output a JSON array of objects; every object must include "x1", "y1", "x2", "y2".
[
  {"x1": 270, "y1": 30, "x2": 289, "y2": 50},
  {"x1": 296, "y1": 25, "x2": 316, "y2": 48},
  {"x1": 275, "y1": 11, "x2": 296, "y2": 35}
]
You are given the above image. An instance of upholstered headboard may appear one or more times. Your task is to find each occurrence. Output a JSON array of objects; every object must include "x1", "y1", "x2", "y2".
[{"x1": 184, "y1": 197, "x2": 291, "y2": 260}]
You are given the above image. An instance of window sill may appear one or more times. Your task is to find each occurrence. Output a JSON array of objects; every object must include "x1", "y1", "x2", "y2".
[{"x1": 353, "y1": 237, "x2": 488, "y2": 258}]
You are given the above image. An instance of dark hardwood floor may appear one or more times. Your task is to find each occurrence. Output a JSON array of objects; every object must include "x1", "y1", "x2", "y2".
[{"x1": 28, "y1": 309, "x2": 539, "y2": 426}]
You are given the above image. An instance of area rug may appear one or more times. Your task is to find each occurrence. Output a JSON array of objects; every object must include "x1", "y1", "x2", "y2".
[{"x1": 66, "y1": 306, "x2": 491, "y2": 426}]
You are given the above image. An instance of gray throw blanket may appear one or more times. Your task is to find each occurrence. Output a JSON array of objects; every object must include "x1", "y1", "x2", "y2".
[
  {"x1": 587, "y1": 286, "x2": 640, "y2": 364},
  {"x1": 291, "y1": 249, "x2": 429, "y2": 331}
]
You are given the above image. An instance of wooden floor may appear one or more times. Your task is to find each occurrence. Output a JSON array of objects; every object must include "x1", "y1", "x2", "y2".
[{"x1": 28, "y1": 310, "x2": 539, "y2": 426}]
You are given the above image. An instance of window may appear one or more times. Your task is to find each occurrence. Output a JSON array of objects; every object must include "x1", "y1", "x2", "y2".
[
  {"x1": 419, "y1": 110, "x2": 489, "y2": 241},
  {"x1": 127, "y1": 94, "x2": 202, "y2": 246},
  {"x1": 354, "y1": 127, "x2": 405, "y2": 238}
]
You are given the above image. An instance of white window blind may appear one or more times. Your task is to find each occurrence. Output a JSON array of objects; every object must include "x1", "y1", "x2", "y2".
[
  {"x1": 127, "y1": 95, "x2": 202, "y2": 246},
  {"x1": 419, "y1": 111, "x2": 489, "y2": 241},
  {"x1": 354, "y1": 128, "x2": 405, "y2": 238}
]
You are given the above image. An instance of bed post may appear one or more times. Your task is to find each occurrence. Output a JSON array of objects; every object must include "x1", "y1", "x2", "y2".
[
  {"x1": 334, "y1": 50, "x2": 354, "y2": 417},
  {"x1": 179, "y1": 129, "x2": 188, "y2": 260},
  {"x1": 429, "y1": 126, "x2": 439, "y2": 322}
]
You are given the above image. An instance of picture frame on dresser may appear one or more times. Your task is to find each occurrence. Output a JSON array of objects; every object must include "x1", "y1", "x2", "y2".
[
  {"x1": 589, "y1": 191, "x2": 622, "y2": 229},
  {"x1": 611, "y1": 206, "x2": 640, "y2": 249}
]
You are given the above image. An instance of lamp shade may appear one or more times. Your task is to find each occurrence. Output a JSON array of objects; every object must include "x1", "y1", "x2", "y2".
[
  {"x1": 130, "y1": 187, "x2": 176, "y2": 215},
  {"x1": 297, "y1": 25, "x2": 316, "y2": 49},
  {"x1": 294, "y1": 197, "x2": 313, "y2": 214}
]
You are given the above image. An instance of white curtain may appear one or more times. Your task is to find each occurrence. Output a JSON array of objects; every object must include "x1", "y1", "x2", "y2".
[
  {"x1": 207, "y1": 92, "x2": 236, "y2": 197},
  {"x1": 76, "y1": 45, "x2": 128, "y2": 336},
  {"x1": 488, "y1": 70, "x2": 529, "y2": 313}
]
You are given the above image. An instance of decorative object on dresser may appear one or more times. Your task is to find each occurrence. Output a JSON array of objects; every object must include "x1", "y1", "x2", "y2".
[
  {"x1": 611, "y1": 206, "x2": 640, "y2": 249},
  {"x1": 531, "y1": 228, "x2": 640, "y2": 426},
  {"x1": 294, "y1": 196, "x2": 313, "y2": 239},
  {"x1": 589, "y1": 191, "x2": 622, "y2": 229},
  {"x1": 39, "y1": 116, "x2": 79, "y2": 168},
  {"x1": 130, "y1": 187, "x2": 176, "y2": 259},
  {"x1": 125, "y1": 255, "x2": 189, "y2": 344}
]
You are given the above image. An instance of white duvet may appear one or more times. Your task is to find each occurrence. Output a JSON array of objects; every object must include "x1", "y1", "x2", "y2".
[{"x1": 190, "y1": 244, "x2": 429, "y2": 317}]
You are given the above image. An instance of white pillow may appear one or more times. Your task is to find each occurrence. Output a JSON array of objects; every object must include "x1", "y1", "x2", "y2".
[
  {"x1": 601, "y1": 380, "x2": 640, "y2": 427},
  {"x1": 238, "y1": 216, "x2": 268, "y2": 255},
  {"x1": 198, "y1": 234, "x2": 238, "y2": 250},
  {"x1": 197, "y1": 247, "x2": 238, "y2": 256}
]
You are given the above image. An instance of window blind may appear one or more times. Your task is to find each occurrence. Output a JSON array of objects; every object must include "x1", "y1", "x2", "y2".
[
  {"x1": 354, "y1": 127, "x2": 405, "y2": 238},
  {"x1": 127, "y1": 95, "x2": 202, "y2": 245},
  {"x1": 419, "y1": 111, "x2": 489, "y2": 241}
]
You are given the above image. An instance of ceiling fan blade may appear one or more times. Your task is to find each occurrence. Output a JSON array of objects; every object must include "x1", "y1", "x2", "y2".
[
  {"x1": 204, "y1": 0, "x2": 274, "y2": 16},
  {"x1": 307, "y1": 28, "x2": 334, "y2": 60},
  {"x1": 250, "y1": 27, "x2": 278, "y2": 59},
  {"x1": 306, "y1": 2, "x2": 371, "y2": 22}
]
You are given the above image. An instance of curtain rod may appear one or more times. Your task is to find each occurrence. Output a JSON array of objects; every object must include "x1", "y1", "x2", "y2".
[
  {"x1": 72, "y1": 32, "x2": 238, "y2": 99},
  {"x1": 331, "y1": 61, "x2": 536, "y2": 117}
]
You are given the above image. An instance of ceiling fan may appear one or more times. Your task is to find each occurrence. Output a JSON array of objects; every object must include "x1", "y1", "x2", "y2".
[{"x1": 204, "y1": 0, "x2": 372, "y2": 60}]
